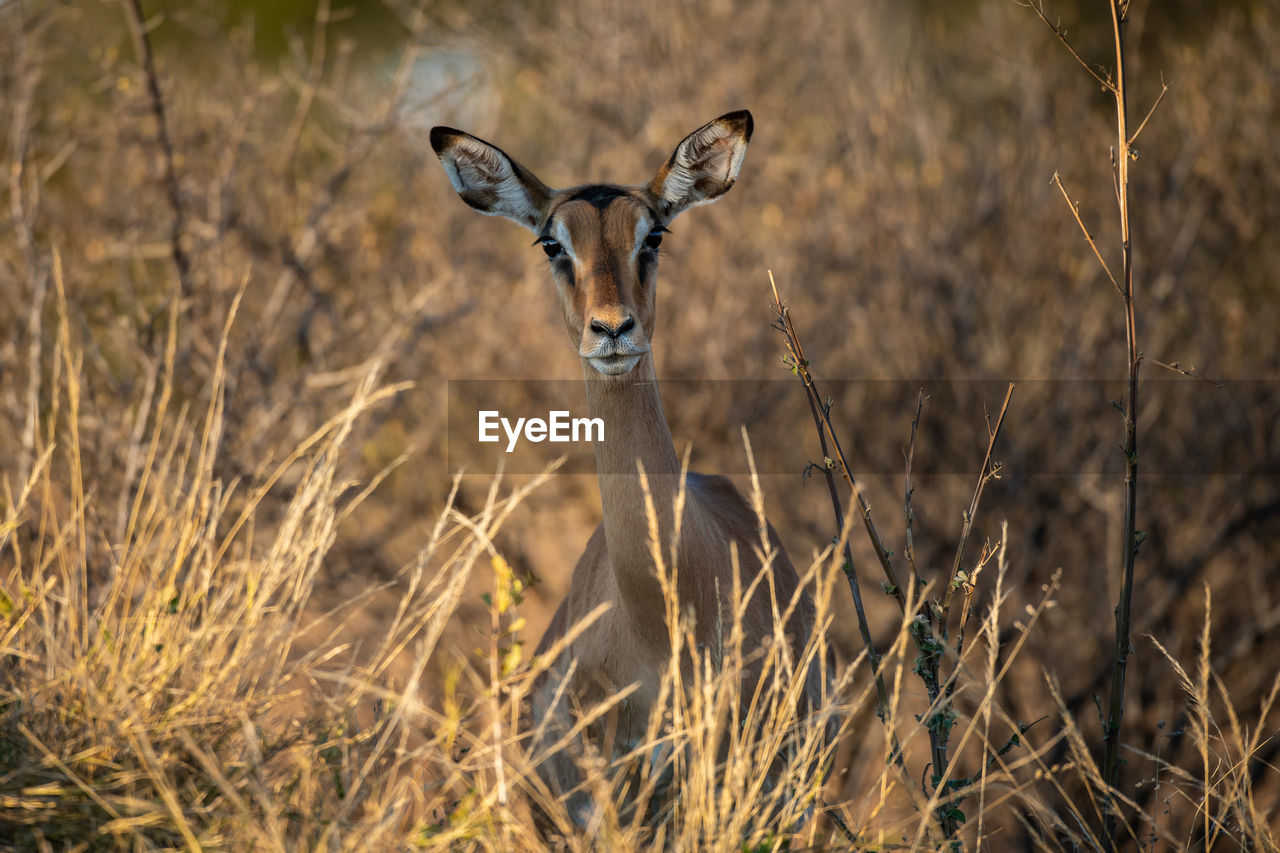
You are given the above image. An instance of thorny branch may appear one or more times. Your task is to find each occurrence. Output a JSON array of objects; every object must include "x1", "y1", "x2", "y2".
[
  {"x1": 919, "y1": 383, "x2": 1013, "y2": 840},
  {"x1": 769, "y1": 274, "x2": 905, "y2": 613},
  {"x1": 1032, "y1": 1, "x2": 1166, "y2": 846},
  {"x1": 1101, "y1": 4, "x2": 1142, "y2": 843},
  {"x1": 941, "y1": 384, "x2": 1014, "y2": 641},
  {"x1": 769, "y1": 273, "x2": 905, "y2": 771},
  {"x1": 770, "y1": 275, "x2": 1017, "y2": 841}
]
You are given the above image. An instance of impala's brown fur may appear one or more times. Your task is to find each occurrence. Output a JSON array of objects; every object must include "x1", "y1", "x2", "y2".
[{"x1": 431, "y1": 112, "x2": 829, "y2": 833}]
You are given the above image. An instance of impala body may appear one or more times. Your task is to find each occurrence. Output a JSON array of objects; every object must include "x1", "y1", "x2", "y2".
[{"x1": 431, "y1": 111, "x2": 829, "y2": 832}]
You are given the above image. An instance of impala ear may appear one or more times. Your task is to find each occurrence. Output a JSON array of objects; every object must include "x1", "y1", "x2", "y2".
[
  {"x1": 648, "y1": 110, "x2": 753, "y2": 221},
  {"x1": 430, "y1": 127, "x2": 553, "y2": 233}
]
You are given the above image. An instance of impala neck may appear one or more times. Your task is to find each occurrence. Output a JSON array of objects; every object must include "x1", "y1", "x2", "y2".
[{"x1": 583, "y1": 353, "x2": 689, "y2": 627}]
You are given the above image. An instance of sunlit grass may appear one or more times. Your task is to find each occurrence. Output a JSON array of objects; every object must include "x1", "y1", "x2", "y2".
[{"x1": 1, "y1": 279, "x2": 1274, "y2": 849}]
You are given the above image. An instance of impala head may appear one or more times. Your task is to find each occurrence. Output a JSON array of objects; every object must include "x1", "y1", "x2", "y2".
[{"x1": 430, "y1": 111, "x2": 753, "y2": 378}]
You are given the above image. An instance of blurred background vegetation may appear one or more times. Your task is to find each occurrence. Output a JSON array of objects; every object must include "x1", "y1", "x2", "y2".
[{"x1": 2, "y1": 0, "x2": 1277, "y2": 844}]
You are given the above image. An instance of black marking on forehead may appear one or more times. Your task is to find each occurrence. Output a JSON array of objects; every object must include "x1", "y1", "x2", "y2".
[
  {"x1": 540, "y1": 186, "x2": 663, "y2": 238},
  {"x1": 567, "y1": 184, "x2": 632, "y2": 209}
]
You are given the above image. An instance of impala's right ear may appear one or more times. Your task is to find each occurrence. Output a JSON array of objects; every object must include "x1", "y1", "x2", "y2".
[
  {"x1": 430, "y1": 127, "x2": 552, "y2": 233},
  {"x1": 648, "y1": 110, "x2": 753, "y2": 221}
]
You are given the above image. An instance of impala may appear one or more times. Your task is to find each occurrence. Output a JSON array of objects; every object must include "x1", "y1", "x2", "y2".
[{"x1": 431, "y1": 111, "x2": 830, "y2": 833}]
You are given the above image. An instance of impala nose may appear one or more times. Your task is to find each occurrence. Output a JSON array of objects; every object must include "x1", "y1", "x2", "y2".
[{"x1": 589, "y1": 316, "x2": 635, "y2": 339}]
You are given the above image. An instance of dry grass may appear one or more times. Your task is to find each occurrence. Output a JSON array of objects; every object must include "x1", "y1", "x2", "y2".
[
  {"x1": 2, "y1": 0, "x2": 1278, "y2": 849},
  {"x1": 3, "y1": 301, "x2": 1273, "y2": 847}
]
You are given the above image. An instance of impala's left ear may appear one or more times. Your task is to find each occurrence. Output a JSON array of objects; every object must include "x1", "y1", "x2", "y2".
[
  {"x1": 430, "y1": 126, "x2": 553, "y2": 233},
  {"x1": 648, "y1": 110, "x2": 753, "y2": 221}
]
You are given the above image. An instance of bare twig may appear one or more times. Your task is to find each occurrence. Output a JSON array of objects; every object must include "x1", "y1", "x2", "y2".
[
  {"x1": 904, "y1": 390, "x2": 926, "y2": 589},
  {"x1": 7, "y1": 13, "x2": 48, "y2": 491},
  {"x1": 282, "y1": 0, "x2": 333, "y2": 193},
  {"x1": 1052, "y1": 172, "x2": 1120, "y2": 294},
  {"x1": 941, "y1": 383, "x2": 1015, "y2": 633},
  {"x1": 1127, "y1": 76, "x2": 1169, "y2": 147},
  {"x1": 1026, "y1": 0, "x2": 1116, "y2": 94},
  {"x1": 953, "y1": 538, "x2": 999, "y2": 669},
  {"x1": 1141, "y1": 355, "x2": 1223, "y2": 389},
  {"x1": 822, "y1": 801, "x2": 860, "y2": 845},
  {"x1": 247, "y1": 9, "x2": 427, "y2": 369},
  {"x1": 121, "y1": 0, "x2": 192, "y2": 305}
]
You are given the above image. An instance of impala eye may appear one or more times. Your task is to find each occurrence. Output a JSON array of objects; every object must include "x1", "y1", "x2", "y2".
[
  {"x1": 540, "y1": 238, "x2": 563, "y2": 259},
  {"x1": 643, "y1": 230, "x2": 664, "y2": 251}
]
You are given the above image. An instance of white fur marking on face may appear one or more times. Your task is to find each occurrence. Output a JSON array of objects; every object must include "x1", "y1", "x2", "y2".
[
  {"x1": 552, "y1": 218, "x2": 575, "y2": 259},
  {"x1": 631, "y1": 215, "x2": 652, "y2": 260}
]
